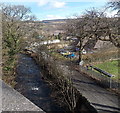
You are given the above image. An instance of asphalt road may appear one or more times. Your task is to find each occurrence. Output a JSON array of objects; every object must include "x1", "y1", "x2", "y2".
[
  {"x1": 1, "y1": 79, "x2": 45, "y2": 112},
  {"x1": 70, "y1": 65, "x2": 120, "y2": 113}
]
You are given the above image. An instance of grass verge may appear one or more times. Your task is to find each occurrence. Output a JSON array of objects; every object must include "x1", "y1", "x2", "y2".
[{"x1": 95, "y1": 60, "x2": 120, "y2": 81}]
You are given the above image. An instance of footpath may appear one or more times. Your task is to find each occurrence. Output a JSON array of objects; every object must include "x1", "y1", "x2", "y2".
[{"x1": 68, "y1": 64, "x2": 120, "y2": 113}]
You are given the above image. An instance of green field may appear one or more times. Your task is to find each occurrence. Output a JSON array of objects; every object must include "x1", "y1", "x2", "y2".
[{"x1": 95, "y1": 60, "x2": 119, "y2": 80}]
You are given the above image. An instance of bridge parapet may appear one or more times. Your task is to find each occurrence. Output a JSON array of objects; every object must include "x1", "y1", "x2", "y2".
[{"x1": 1, "y1": 80, "x2": 45, "y2": 112}]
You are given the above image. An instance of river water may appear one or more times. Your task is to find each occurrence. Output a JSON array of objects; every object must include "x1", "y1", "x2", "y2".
[{"x1": 15, "y1": 54, "x2": 65, "y2": 113}]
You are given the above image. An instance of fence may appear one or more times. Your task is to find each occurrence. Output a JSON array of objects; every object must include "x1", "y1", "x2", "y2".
[{"x1": 79, "y1": 66, "x2": 119, "y2": 89}]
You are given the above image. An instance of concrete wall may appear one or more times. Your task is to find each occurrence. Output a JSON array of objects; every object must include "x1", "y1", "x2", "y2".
[{"x1": 1, "y1": 80, "x2": 45, "y2": 112}]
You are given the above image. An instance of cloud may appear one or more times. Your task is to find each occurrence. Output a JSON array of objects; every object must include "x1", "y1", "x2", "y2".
[
  {"x1": 106, "y1": 10, "x2": 118, "y2": 17},
  {"x1": 59, "y1": 0, "x2": 108, "y2": 2},
  {"x1": 0, "y1": 0, "x2": 108, "y2": 2},
  {"x1": 37, "y1": 0, "x2": 66, "y2": 8},
  {"x1": 52, "y1": 1, "x2": 66, "y2": 8},
  {"x1": 38, "y1": 0, "x2": 49, "y2": 6},
  {"x1": 46, "y1": 14, "x2": 65, "y2": 20}
]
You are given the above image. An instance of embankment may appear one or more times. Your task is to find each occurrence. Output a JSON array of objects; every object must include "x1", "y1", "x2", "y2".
[{"x1": 25, "y1": 48, "x2": 98, "y2": 113}]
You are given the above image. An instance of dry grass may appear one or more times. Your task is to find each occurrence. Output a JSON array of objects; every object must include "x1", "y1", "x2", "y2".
[
  {"x1": 83, "y1": 47, "x2": 119, "y2": 65},
  {"x1": 2, "y1": 75, "x2": 16, "y2": 87}
]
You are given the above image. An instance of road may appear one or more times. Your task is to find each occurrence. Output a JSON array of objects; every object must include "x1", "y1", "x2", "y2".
[
  {"x1": 69, "y1": 65, "x2": 120, "y2": 113},
  {"x1": 61, "y1": 64, "x2": 120, "y2": 113}
]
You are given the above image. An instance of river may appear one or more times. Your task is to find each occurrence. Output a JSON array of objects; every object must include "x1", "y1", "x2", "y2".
[{"x1": 15, "y1": 54, "x2": 66, "y2": 113}]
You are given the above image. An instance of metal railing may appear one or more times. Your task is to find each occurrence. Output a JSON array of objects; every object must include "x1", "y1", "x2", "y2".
[{"x1": 79, "y1": 65, "x2": 119, "y2": 89}]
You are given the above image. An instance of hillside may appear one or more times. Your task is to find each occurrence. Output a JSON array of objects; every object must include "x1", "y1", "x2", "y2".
[
  {"x1": 41, "y1": 19, "x2": 67, "y2": 24},
  {"x1": 41, "y1": 19, "x2": 66, "y2": 35}
]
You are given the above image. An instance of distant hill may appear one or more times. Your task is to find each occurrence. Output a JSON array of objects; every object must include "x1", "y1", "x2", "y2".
[{"x1": 42, "y1": 19, "x2": 67, "y2": 23}]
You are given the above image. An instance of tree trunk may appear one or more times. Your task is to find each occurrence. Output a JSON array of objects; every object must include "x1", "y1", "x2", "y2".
[
  {"x1": 78, "y1": 39, "x2": 82, "y2": 63},
  {"x1": 78, "y1": 50, "x2": 82, "y2": 63}
]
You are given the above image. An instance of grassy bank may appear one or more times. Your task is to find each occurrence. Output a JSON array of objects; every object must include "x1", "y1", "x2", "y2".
[{"x1": 95, "y1": 60, "x2": 120, "y2": 81}]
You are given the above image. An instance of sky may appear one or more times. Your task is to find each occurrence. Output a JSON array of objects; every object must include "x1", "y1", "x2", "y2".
[{"x1": 0, "y1": 0, "x2": 117, "y2": 20}]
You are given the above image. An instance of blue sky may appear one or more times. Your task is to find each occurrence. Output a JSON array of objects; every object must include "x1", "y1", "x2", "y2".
[{"x1": 1, "y1": 0, "x2": 115, "y2": 20}]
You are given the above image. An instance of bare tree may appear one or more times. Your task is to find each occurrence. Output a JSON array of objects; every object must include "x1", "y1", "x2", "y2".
[
  {"x1": 65, "y1": 7, "x2": 119, "y2": 64},
  {"x1": 1, "y1": 4, "x2": 41, "y2": 81},
  {"x1": 36, "y1": 46, "x2": 79, "y2": 112},
  {"x1": 2, "y1": 4, "x2": 41, "y2": 55},
  {"x1": 65, "y1": 18, "x2": 89, "y2": 63},
  {"x1": 107, "y1": 0, "x2": 120, "y2": 16},
  {"x1": 83, "y1": 8, "x2": 120, "y2": 48},
  {"x1": 106, "y1": 1, "x2": 120, "y2": 47}
]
